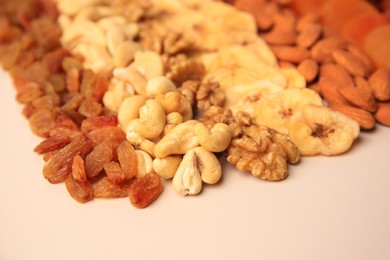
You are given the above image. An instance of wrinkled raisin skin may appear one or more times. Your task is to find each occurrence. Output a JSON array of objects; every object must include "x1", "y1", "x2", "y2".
[{"x1": 129, "y1": 173, "x2": 163, "y2": 209}]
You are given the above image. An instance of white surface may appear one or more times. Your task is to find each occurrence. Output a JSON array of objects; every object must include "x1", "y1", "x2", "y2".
[{"x1": 1, "y1": 68, "x2": 390, "y2": 260}]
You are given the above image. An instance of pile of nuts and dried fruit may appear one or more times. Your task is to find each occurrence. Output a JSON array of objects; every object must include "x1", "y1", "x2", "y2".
[{"x1": 0, "y1": 0, "x2": 389, "y2": 208}]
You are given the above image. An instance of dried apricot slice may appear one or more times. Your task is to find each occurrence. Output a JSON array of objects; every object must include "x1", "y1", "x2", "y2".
[{"x1": 364, "y1": 25, "x2": 390, "y2": 69}]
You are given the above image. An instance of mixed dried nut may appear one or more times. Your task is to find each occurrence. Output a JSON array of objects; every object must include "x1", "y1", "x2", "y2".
[{"x1": 1, "y1": 0, "x2": 389, "y2": 209}]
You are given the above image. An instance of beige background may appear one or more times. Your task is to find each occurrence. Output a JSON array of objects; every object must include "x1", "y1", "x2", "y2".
[{"x1": 1, "y1": 69, "x2": 390, "y2": 260}]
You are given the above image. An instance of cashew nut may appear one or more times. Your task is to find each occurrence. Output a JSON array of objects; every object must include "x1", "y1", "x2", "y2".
[
  {"x1": 192, "y1": 147, "x2": 222, "y2": 184},
  {"x1": 153, "y1": 155, "x2": 182, "y2": 179},
  {"x1": 195, "y1": 122, "x2": 232, "y2": 152},
  {"x1": 129, "y1": 51, "x2": 164, "y2": 80},
  {"x1": 126, "y1": 122, "x2": 155, "y2": 157},
  {"x1": 146, "y1": 76, "x2": 177, "y2": 98},
  {"x1": 132, "y1": 99, "x2": 166, "y2": 139},
  {"x1": 117, "y1": 95, "x2": 146, "y2": 131},
  {"x1": 155, "y1": 92, "x2": 193, "y2": 121},
  {"x1": 154, "y1": 120, "x2": 199, "y2": 158},
  {"x1": 172, "y1": 149, "x2": 202, "y2": 196},
  {"x1": 103, "y1": 80, "x2": 130, "y2": 112},
  {"x1": 113, "y1": 40, "x2": 141, "y2": 68},
  {"x1": 113, "y1": 67, "x2": 147, "y2": 96},
  {"x1": 164, "y1": 112, "x2": 183, "y2": 135},
  {"x1": 172, "y1": 147, "x2": 222, "y2": 195},
  {"x1": 135, "y1": 150, "x2": 154, "y2": 177}
]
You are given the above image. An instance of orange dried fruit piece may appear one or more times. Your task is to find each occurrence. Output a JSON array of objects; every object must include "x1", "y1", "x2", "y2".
[
  {"x1": 321, "y1": 0, "x2": 378, "y2": 36},
  {"x1": 43, "y1": 135, "x2": 92, "y2": 184},
  {"x1": 88, "y1": 127, "x2": 126, "y2": 147},
  {"x1": 65, "y1": 174, "x2": 94, "y2": 203},
  {"x1": 104, "y1": 161, "x2": 126, "y2": 185},
  {"x1": 34, "y1": 134, "x2": 70, "y2": 154},
  {"x1": 364, "y1": 25, "x2": 390, "y2": 70},
  {"x1": 94, "y1": 177, "x2": 132, "y2": 198},
  {"x1": 289, "y1": 0, "x2": 326, "y2": 16},
  {"x1": 80, "y1": 115, "x2": 118, "y2": 134},
  {"x1": 129, "y1": 173, "x2": 163, "y2": 209},
  {"x1": 340, "y1": 12, "x2": 389, "y2": 48},
  {"x1": 72, "y1": 155, "x2": 87, "y2": 182},
  {"x1": 117, "y1": 140, "x2": 138, "y2": 180},
  {"x1": 85, "y1": 141, "x2": 114, "y2": 179},
  {"x1": 29, "y1": 108, "x2": 57, "y2": 137}
]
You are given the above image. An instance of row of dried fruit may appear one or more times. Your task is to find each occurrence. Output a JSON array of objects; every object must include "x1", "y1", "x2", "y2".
[
  {"x1": 1, "y1": 0, "x2": 390, "y2": 209},
  {"x1": 0, "y1": 0, "x2": 163, "y2": 208},
  {"x1": 230, "y1": 0, "x2": 390, "y2": 129}
]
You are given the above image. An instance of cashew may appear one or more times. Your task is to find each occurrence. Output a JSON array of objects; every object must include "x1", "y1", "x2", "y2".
[
  {"x1": 193, "y1": 147, "x2": 222, "y2": 184},
  {"x1": 96, "y1": 16, "x2": 127, "y2": 32},
  {"x1": 106, "y1": 25, "x2": 126, "y2": 56},
  {"x1": 153, "y1": 155, "x2": 182, "y2": 179},
  {"x1": 195, "y1": 122, "x2": 232, "y2": 152},
  {"x1": 172, "y1": 149, "x2": 202, "y2": 196},
  {"x1": 103, "y1": 80, "x2": 130, "y2": 112},
  {"x1": 113, "y1": 67, "x2": 147, "y2": 96},
  {"x1": 117, "y1": 95, "x2": 146, "y2": 131},
  {"x1": 155, "y1": 92, "x2": 193, "y2": 121},
  {"x1": 129, "y1": 51, "x2": 164, "y2": 80},
  {"x1": 135, "y1": 150, "x2": 154, "y2": 177},
  {"x1": 164, "y1": 112, "x2": 183, "y2": 135},
  {"x1": 74, "y1": 6, "x2": 114, "y2": 23},
  {"x1": 123, "y1": 23, "x2": 140, "y2": 40},
  {"x1": 57, "y1": 0, "x2": 102, "y2": 16},
  {"x1": 113, "y1": 41, "x2": 141, "y2": 68},
  {"x1": 126, "y1": 126, "x2": 155, "y2": 157},
  {"x1": 62, "y1": 20, "x2": 106, "y2": 47},
  {"x1": 132, "y1": 99, "x2": 166, "y2": 139},
  {"x1": 172, "y1": 147, "x2": 222, "y2": 195},
  {"x1": 146, "y1": 76, "x2": 177, "y2": 98},
  {"x1": 154, "y1": 120, "x2": 199, "y2": 158}
]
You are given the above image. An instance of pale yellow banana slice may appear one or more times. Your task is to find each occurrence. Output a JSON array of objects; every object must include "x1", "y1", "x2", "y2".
[
  {"x1": 280, "y1": 67, "x2": 307, "y2": 88},
  {"x1": 288, "y1": 104, "x2": 360, "y2": 156},
  {"x1": 206, "y1": 45, "x2": 287, "y2": 89},
  {"x1": 255, "y1": 88, "x2": 323, "y2": 135},
  {"x1": 154, "y1": 0, "x2": 258, "y2": 51},
  {"x1": 224, "y1": 80, "x2": 284, "y2": 116},
  {"x1": 245, "y1": 38, "x2": 279, "y2": 68}
]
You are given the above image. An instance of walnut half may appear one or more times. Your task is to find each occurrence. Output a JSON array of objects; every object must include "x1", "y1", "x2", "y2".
[{"x1": 199, "y1": 107, "x2": 300, "y2": 181}]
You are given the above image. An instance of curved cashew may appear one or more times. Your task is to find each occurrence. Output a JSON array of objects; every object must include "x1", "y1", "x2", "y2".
[
  {"x1": 126, "y1": 122, "x2": 155, "y2": 157},
  {"x1": 172, "y1": 147, "x2": 222, "y2": 195},
  {"x1": 195, "y1": 122, "x2": 232, "y2": 152},
  {"x1": 103, "y1": 80, "x2": 130, "y2": 112},
  {"x1": 154, "y1": 120, "x2": 199, "y2": 158},
  {"x1": 146, "y1": 76, "x2": 177, "y2": 98},
  {"x1": 129, "y1": 51, "x2": 164, "y2": 80},
  {"x1": 113, "y1": 67, "x2": 147, "y2": 96},
  {"x1": 135, "y1": 150, "x2": 154, "y2": 177},
  {"x1": 164, "y1": 112, "x2": 183, "y2": 135},
  {"x1": 117, "y1": 95, "x2": 146, "y2": 131},
  {"x1": 132, "y1": 99, "x2": 166, "y2": 139},
  {"x1": 153, "y1": 155, "x2": 182, "y2": 179},
  {"x1": 155, "y1": 92, "x2": 193, "y2": 121},
  {"x1": 193, "y1": 147, "x2": 222, "y2": 184},
  {"x1": 172, "y1": 149, "x2": 202, "y2": 196}
]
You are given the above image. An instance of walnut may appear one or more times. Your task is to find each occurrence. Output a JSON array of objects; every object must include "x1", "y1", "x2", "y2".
[
  {"x1": 196, "y1": 78, "x2": 225, "y2": 110},
  {"x1": 165, "y1": 54, "x2": 205, "y2": 86},
  {"x1": 138, "y1": 22, "x2": 165, "y2": 53},
  {"x1": 162, "y1": 32, "x2": 195, "y2": 56},
  {"x1": 199, "y1": 108, "x2": 300, "y2": 181},
  {"x1": 111, "y1": 0, "x2": 152, "y2": 22},
  {"x1": 178, "y1": 80, "x2": 200, "y2": 105},
  {"x1": 198, "y1": 106, "x2": 234, "y2": 129}
]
